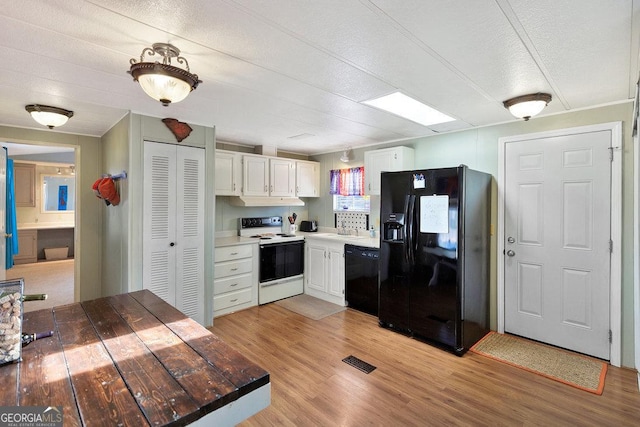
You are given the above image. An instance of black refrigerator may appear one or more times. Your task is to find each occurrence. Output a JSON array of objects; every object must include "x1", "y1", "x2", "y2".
[{"x1": 378, "y1": 166, "x2": 491, "y2": 355}]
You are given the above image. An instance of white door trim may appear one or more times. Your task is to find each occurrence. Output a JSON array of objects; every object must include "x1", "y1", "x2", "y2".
[
  {"x1": 497, "y1": 122, "x2": 622, "y2": 367},
  {"x1": 634, "y1": 118, "x2": 640, "y2": 387}
]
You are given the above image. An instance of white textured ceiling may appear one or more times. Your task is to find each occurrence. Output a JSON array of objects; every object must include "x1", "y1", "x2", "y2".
[{"x1": 0, "y1": 0, "x2": 638, "y2": 155}]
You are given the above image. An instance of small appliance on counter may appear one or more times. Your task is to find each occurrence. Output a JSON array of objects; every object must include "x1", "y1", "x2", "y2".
[{"x1": 299, "y1": 220, "x2": 318, "y2": 232}]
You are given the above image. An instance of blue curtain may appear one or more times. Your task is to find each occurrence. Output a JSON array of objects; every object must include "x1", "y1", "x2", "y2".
[{"x1": 6, "y1": 155, "x2": 18, "y2": 269}]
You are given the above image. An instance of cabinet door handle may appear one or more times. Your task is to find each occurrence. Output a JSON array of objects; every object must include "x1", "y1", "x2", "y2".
[
  {"x1": 230, "y1": 298, "x2": 238, "y2": 303},
  {"x1": 230, "y1": 252, "x2": 239, "y2": 255},
  {"x1": 230, "y1": 267, "x2": 238, "y2": 271},
  {"x1": 230, "y1": 283, "x2": 238, "y2": 287}
]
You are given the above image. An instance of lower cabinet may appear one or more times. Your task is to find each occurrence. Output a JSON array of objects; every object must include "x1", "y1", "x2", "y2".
[
  {"x1": 304, "y1": 239, "x2": 345, "y2": 306},
  {"x1": 214, "y1": 243, "x2": 258, "y2": 317},
  {"x1": 14, "y1": 229, "x2": 38, "y2": 265}
]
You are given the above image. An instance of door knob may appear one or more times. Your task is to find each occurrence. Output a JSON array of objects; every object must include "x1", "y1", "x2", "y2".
[
  {"x1": 507, "y1": 236, "x2": 515, "y2": 244},
  {"x1": 506, "y1": 250, "x2": 515, "y2": 257},
  {"x1": 169, "y1": 242, "x2": 175, "y2": 247},
  {"x1": 4, "y1": 233, "x2": 12, "y2": 238}
]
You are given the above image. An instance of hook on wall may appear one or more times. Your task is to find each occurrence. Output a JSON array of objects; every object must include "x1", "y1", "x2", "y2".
[{"x1": 104, "y1": 171, "x2": 127, "y2": 181}]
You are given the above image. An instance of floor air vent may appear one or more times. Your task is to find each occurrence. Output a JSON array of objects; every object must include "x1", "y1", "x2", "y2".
[{"x1": 342, "y1": 355, "x2": 376, "y2": 374}]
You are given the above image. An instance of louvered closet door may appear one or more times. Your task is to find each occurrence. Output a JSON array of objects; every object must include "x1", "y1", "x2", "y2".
[
  {"x1": 143, "y1": 141, "x2": 205, "y2": 325},
  {"x1": 174, "y1": 146, "x2": 205, "y2": 324}
]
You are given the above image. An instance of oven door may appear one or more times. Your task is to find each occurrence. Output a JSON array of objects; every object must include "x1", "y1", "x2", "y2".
[{"x1": 259, "y1": 240, "x2": 304, "y2": 283}]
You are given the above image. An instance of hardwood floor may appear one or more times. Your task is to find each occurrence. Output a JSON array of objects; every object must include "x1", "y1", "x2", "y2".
[{"x1": 210, "y1": 304, "x2": 640, "y2": 426}]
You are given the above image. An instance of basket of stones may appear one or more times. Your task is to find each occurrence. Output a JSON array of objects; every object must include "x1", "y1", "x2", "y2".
[{"x1": 0, "y1": 279, "x2": 24, "y2": 365}]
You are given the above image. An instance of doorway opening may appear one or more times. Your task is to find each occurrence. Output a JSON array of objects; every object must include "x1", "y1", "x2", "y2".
[{"x1": 2, "y1": 140, "x2": 77, "y2": 310}]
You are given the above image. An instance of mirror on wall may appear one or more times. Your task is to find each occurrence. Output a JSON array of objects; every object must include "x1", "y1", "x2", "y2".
[{"x1": 42, "y1": 175, "x2": 75, "y2": 212}]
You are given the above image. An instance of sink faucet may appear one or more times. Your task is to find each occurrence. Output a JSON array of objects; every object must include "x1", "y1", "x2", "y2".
[
  {"x1": 339, "y1": 220, "x2": 348, "y2": 235},
  {"x1": 351, "y1": 228, "x2": 359, "y2": 236}
]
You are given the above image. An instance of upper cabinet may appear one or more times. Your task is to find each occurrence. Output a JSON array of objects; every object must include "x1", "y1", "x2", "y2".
[
  {"x1": 269, "y1": 158, "x2": 295, "y2": 197},
  {"x1": 14, "y1": 163, "x2": 36, "y2": 207},
  {"x1": 242, "y1": 154, "x2": 270, "y2": 196},
  {"x1": 241, "y1": 154, "x2": 295, "y2": 197},
  {"x1": 215, "y1": 150, "x2": 242, "y2": 196},
  {"x1": 218, "y1": 151, "x2": 319, "y2": 201},
  {"x1": 295, "y1": 160, "x2": 320, "y2": 197},
  {"x1": 364, "y1": 146, "x2": 414, "y2": 195}
]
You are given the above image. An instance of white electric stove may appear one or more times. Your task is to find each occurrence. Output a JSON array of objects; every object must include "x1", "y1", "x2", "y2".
[{"x1": 239, "y1": 216, "x2": 304, "y2": 304}]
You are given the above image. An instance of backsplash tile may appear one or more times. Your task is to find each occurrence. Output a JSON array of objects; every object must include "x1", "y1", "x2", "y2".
[{"x1": 335, "y1": 212, "x2": 369, "y2": 230}]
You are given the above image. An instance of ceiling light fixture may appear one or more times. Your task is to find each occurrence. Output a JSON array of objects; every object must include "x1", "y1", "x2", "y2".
[
  {"x1": 362, "y1": 91, "x2": 455, "y2": 127},
  {"x1": 25, "y1": 104, "x2": 74, "y2": 129},
  {"x1": 128, "y1": 43, "x2": 202, "y2": 106},
  {"x1": 340, "y1": 148, "x2": 353, "y2": 163},
  {"x1": 503, "y1": 93, "x2": 552, "y2": 121}
]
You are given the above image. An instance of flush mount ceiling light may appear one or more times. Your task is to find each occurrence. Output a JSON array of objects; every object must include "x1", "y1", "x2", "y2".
[
  {"x1": 340, "y1": 147, "x2": 353, "y2": 163},
  {"x1": 25, "y1": 104, "x2": 74, "y2": 129},
  {"x1": 128, "y1": 42, "x2": 202, "y2": 106},
  {"x1": 503, "y1": 93, "x2": 552, "y2": 121},
  {"x1": 362, "y1": 91, "x2": 455, "y2": 127}
]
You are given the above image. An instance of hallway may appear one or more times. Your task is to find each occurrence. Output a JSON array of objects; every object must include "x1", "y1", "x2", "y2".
[{"x1": 6, "y1": 259, "x2": 74, "y2": 311}]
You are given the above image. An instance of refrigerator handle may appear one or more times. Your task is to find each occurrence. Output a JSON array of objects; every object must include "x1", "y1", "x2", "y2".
[
  {"x1": 403, "y1": 195, "x2": 411, "y2": 263},
  {"x1": 407, "y1": 195, "x2": 416, "y2": 264}
]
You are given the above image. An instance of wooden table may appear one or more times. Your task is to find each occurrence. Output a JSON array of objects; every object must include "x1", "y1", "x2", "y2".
[{"x1": 0, "y1": 290, "x2": 270, "y2": 426}]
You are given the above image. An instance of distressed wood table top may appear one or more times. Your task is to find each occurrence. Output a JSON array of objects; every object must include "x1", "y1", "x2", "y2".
[{"x1": 0, "y1": 290, "x2": 269, "y2": 426}]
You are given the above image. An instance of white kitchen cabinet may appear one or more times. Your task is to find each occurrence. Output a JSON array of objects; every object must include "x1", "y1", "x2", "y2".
[
  {"x1": 242, "y1": 154, "x2": 296, "y2": 197},
  {"x1": 215, "y1": 150, "x2": 241, "y2": 196},
  {"x1": 295, "y1": 160, "x2": 320, "y2": 197},
  {"x1": 364, "y1": 146, "x2": 414, "y2": 195},
  {"x1": 269, "y1": 158, "x2": 295, "y2": 197},
  {"x1": 304, "y1": 238, "x2": 345, "y2": 306},
  {"x1": 143, "y1": 141, "x2": 205, "y2": 325},
  {"x1": 242, "y1": 154, "x2": 269, "y2": 196},
  {"x1": 214, "y1": 243, "x2": 258, "y2": 317}
]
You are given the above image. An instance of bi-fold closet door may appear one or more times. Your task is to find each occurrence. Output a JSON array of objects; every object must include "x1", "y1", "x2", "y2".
[{"x1": 142, "y1": 141, "x2": 205, "y2": 324}]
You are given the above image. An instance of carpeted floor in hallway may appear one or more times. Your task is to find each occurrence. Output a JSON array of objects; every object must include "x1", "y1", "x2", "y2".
[{"x1": 5, "y1": 259, "x2": 74, "y2": 311}]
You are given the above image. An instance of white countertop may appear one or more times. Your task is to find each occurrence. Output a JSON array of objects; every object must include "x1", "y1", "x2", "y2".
[
  {"x1": 214, "y1": 229, "x2": 380, "y2": 249},
  {"x1": 297, "y1": 231, "x2": 379, "y2": 249},
  {"x1": 214, "y1": 236, "x2": 259, "y2": 248},
  {"x1": 18, "y1": 223, "x2": 75, "y2": 230}
]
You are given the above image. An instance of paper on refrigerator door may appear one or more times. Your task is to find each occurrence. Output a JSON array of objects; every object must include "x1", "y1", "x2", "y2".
[{"x1": 420, "y1": 195, "x2": 449, "y2": 233}]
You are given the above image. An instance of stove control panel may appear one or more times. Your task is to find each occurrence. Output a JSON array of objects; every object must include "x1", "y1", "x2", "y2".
[{"x1": 240, "y1": 216, "x2": 283, "y2": 229}]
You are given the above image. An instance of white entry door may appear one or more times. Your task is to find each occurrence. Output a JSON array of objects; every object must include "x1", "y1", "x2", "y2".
[{"x1": 504, "y1": 129, "x2": 612, "y2": 360}]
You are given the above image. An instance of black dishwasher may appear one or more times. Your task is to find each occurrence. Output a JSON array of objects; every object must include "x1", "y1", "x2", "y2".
[{"x1": 345, "y1": 244, "x2": 380, "y2": 316}]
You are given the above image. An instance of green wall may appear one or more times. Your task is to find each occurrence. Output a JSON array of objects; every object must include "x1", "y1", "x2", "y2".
[{"x1": 309, "y1": 102, "x2": 635, "y2": 367}]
